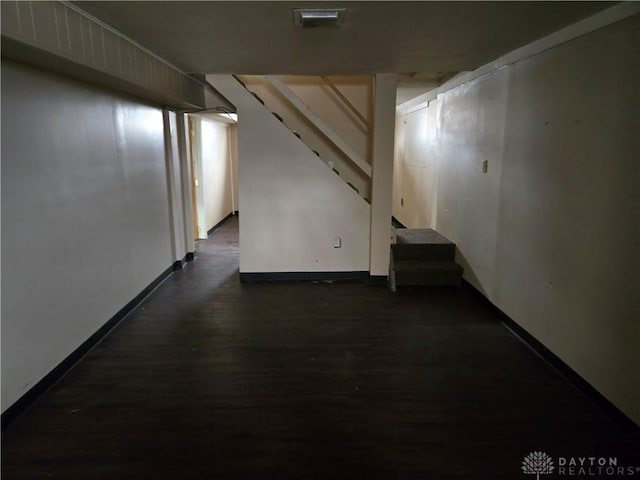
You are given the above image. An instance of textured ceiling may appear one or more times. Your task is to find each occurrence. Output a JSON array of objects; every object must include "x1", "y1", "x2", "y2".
[{"x1": 73, "y1": 1, "x2": 613, "y2": 76}]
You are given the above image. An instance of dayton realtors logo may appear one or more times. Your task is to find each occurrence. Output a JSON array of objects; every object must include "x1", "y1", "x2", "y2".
[
  {"x1": 522, "y1": 452, "x2": 639, "y2": 478},
  {"x1": 522, "y1": 452, "x2": 555, "y2": 479}
]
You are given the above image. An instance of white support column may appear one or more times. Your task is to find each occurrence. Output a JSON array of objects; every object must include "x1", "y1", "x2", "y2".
[
  {"x1": 369, "y1": 74, "x2": 397, "y2": 279},
  {"x1": 162, "y1": 109, "x2": 178, "y2": 263},
  {"x1": 176, "y1": 112, "x2": 196, "y2": 257},
  {"x1": 163, "y1": 109, "x2": 187, "y2": 265}
]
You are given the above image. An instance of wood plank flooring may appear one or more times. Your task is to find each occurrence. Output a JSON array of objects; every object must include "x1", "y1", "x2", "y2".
[{"x1": 2, "y1": 215, "x2": 638, "y2": 479}]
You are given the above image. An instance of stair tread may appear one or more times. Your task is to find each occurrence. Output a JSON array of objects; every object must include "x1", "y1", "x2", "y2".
[
  {"x1": 250, "y1": 91, "x2": 264, "y2": 105},
  {"x1": 396, "y1": 228, "x2": 454, "y2": 245}
]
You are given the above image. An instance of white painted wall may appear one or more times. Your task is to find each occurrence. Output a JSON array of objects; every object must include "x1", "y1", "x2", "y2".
[
  {"x1": 1, "y1": 61, "x2": 175, "y2": 412},
  {"x1": 207, "y1": 75, "x2": 371, "y2": 274},
  {"x1": 238, "y1": 111, "x2": 371, "y2": 273},
  {"x1": 200, "y1": 118, "x2": 236, "y2": 232},
  {"x1": 392, "y1": 16, "x2": 639, "y2": 422},
  {"x1": 392, "y1": 98, "x2": 440, "y2": 229}
]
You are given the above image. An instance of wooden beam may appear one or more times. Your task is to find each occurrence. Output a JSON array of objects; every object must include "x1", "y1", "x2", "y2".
[
  {"x1": 320, "y1": 76, "x2": 370, "y2": 130},
  {"x1": 265, "y1": 76, "x2": 372, "y2": 178}
]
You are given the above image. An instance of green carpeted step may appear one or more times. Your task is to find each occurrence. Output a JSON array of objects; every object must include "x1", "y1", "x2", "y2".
[
  {"x1": 393, "y1": 228, "x2": 457, "y2": 261},
  {"x1": 392, "y1": 260, "x2": 463, "y2": 275},
  {"x1": 392, "y1": 243, "x2": 456, "y2": 262},
  {"x1": 391, "y1": 271, "x2": 462, "y2": 288},
  {"x1": 390, "y1": 228, "x2": 463, "y2": 291},
  {"x1": 395, "y1": 228, "x2": 452, "y2": 245},
  {"x1": 390, "y1": 260, "x2": 463, "y2": 289}
]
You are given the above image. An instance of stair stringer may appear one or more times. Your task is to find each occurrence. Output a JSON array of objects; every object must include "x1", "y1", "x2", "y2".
[
  {"x1": 206, "y1": 74, "x2": 371, "y2": 275},
  {"x1": 264, "y1": 76, "x2": 372, "y2": 178}
]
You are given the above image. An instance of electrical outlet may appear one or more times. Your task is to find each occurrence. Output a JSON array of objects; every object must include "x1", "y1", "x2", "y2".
[
  {"x1": 400, "y1": 198, "x2": 404, "y2": 207},
  {"x1": 482, "y1": 160, "x2": 488, "y2": 173},
  {"x1": 333, "y1": 237, "x2": 342, "y2": 248}
]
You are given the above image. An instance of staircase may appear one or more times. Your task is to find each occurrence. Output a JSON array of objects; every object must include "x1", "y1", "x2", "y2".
[
  {"x1": 232, "y1": 75, "x2": 372, "y2": 203},
  {"x1": 389, "y1": 228, "x2": 464, "y2": 291},
  {"x1": 205, "y1": 73, "x2": 372, "y2": 275}
]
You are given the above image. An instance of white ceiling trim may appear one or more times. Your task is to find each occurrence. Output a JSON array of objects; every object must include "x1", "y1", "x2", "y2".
[{"x1": 62, "y1": 0, "x2": 188, "y2": 76}]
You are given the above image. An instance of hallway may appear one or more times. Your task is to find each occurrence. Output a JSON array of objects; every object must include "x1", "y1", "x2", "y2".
[{"x1": 2, "y1": 216, "x2": 638, "y2": 479}]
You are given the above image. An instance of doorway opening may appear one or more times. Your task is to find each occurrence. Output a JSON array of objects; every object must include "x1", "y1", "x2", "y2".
[{"x1": 187, "y1": 112, "x2": 238, "y2": 240}]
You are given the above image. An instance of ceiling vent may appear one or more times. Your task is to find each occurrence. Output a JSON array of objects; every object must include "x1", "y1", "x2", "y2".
[{"x1": 293, "y1": 9, "x2": 345, "y2": 28}]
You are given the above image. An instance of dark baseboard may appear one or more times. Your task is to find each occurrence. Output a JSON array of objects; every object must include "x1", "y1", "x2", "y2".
[
  {"x1": 240, "y1": 271, "x2": 369, "y2": 283},
  {"x1": 368, "y1": 275, "x2": 389, "y2": 285},
  {"x1": 185, "y1": 252, "x2": 195, "y2": 262},
  {"x1": 462, "y1": 279, "x2": 639, "y2": 432},
  {"x1": 1, "y1": 263, "x2": 177, "y2": 431},
  {"x1": 173, "y1": 259, "x2": 185, "y2": 270},
  {"x1": 207, "y1": 211, "x2": 238, "y2": 237}
]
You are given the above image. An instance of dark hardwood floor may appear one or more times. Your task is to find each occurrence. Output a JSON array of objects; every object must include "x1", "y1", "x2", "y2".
[{"x1": 2, "y1": 215, "x2": 638, "y2": 479}]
